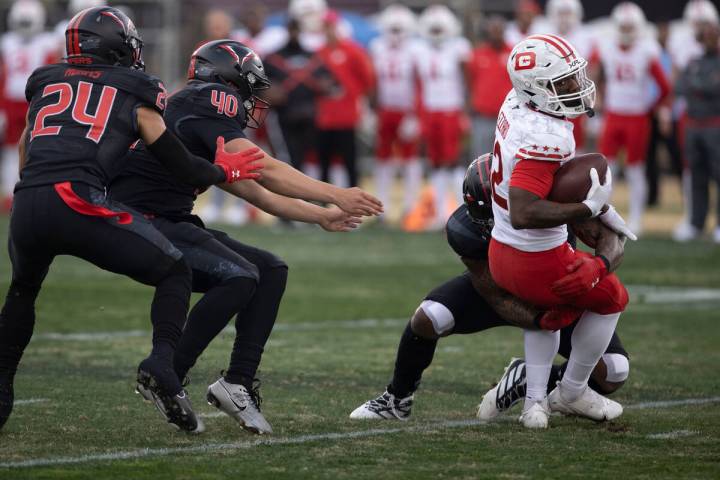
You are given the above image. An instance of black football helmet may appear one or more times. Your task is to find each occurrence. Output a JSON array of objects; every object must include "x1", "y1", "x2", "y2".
[
  {"x1": 65, "y1": 6, "x2": 144, "y2": 70},
  {"x1": 463, "y1": 153, "x2": 494, "y2": 237},
  {"x1": 187, "y1": 40, "x2": 271, "y2": 128}
]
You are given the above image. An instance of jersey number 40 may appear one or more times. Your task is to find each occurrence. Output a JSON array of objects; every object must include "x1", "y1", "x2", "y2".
[{"x1": 30, "y1": 81, "x2": 117, "y2": 144}]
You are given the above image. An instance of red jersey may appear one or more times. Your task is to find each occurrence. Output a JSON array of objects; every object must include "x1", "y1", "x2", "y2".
[{"x1": 468, "y1": 42, "x2": 513, "y2": 117}]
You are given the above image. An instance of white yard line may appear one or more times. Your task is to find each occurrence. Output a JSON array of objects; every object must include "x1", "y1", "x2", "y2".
[
  {"x1": 29, "y1": 285, "x2": 720, "y2": 343},
  {"x1": 1, "y1": 396, "x2": 719, "y2": 469},
  {"x1": 13, "y1": 399, "x2": 49, "y2": 406},
  {"x1": 646, "y1": 430, "x2": 698, "y2": 440}
]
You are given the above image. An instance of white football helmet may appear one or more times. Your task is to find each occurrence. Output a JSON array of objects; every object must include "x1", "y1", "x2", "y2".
[
  {"x1": 419, "y1": 5, "x2": 461, "y2": 45},
  {"x1": 378, "y1": 4, "x2": 416, "y2": 41},
  {"x1": 507, "y1": 34, "x2": 595, "y2": 118},
  {"x1": 683, "y1": 0, "x2": 719, "y2": 26},
  {"x1": 8, "y1": 0, "x2": 46, "y2": 37},
  {"x1": 547, "y1": 0, "x2": 583, "y2": 35},
  {"x1": 69, "y1": 0, "x2": 103, "y2": 16},
  {"x1": 289, "y1": 0, "x2": 328, "y2": 33},
  {"x1": 611, "y1": 2, "x2": 646, "y2": 47}
]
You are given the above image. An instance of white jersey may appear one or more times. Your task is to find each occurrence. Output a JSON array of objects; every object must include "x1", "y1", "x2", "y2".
[
  {"x1": 491, "y1": 90, "x2": 576, "y2": 252},
  {"x1": 504, "y1": 18, "x2": 550, "y2": 46},
  {"x1": 668, "y1": 25, "x2": 704, "y2": 72},
  {"x1": 414, "y1": 37, "x2": 471, "y2": 112},
  {"x1": 598, "y1": 38, "x2": 662, "y2": 115},
  {"x1": 369, "y1": 37, "x2": 418, "y2": 111},
  {"x1": 548, "y1": 26, "x2": 596, "y2": 59},
  {"x1": 1, "y1": 32, "x2": 57, "y2": 101}
]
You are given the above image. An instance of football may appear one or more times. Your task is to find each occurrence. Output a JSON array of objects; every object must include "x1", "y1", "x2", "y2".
[{"x1": 548, "y1": 153, "x2": 609, "y2": 203}]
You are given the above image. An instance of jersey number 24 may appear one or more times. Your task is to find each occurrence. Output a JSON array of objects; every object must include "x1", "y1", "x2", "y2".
[{"x1": 30, "y1": 81, "x2": 117, "y2": 144}]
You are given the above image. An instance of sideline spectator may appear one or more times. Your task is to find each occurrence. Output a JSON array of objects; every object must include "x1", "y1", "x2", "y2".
[
  {"x1": 674, "y1": 23, "x2": 720, "y2": 243},
  {"x1": 468, "y1": 15, "x2": 512, "y2": 157},
  {"x1": 314, "y1": 10, "x2": 374, "y2": 187}
]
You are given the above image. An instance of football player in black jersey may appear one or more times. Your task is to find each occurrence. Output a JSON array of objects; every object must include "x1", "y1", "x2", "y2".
[
  {"x1": 350, "y1": 155, "x2": 630, "y2": 421},
  {"x1": 111, "y1": 40, "x2": 381, "y2": 434},
  {"x1": 0, "y1": 7, "x2": 264, "y2": 434}
]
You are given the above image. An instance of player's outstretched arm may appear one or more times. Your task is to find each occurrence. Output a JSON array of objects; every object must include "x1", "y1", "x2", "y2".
[
  {"x1": 221, "y1": 180, "x2": 361, "y2": 232},
  {"x1": 136, "y1": 107, "x2": 262, "y2": 189},
  {"x1": 220, "y1": 137, "x2": 383, "y2": 217}
]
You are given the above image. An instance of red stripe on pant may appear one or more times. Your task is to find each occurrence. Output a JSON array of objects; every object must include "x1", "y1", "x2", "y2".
[{"x1": 54, "y1": 181, "x2": 133, "y2": 225}]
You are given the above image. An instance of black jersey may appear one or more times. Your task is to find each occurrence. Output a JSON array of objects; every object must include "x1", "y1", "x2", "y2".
[
  {"x1": 110, "y1": 81, "x2": 247, "y2": 218},
  {"x1": 17, "y1": 63, "x2": 166, "y2": 191}
]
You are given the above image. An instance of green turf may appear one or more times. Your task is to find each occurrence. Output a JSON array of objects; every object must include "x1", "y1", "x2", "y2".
[{"x1": 0, "y1": 217, "x2": 718, "y2": 479}]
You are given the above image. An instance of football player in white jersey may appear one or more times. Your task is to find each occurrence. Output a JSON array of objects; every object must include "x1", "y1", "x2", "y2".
[
  {"x1": 488, "y1": 34, "x2": 636, "y2": 428},
  {"x1": 596, "y1": 2, "x2": 670, "y2": 236},
  {"x1": 0, "y1": 0, "x2": 58, "y2": 210},
  {"x1": 505, "y1": 0, "x2": 547, "y2": 46},
  {"x1": 415, "y1": 5, "x2": 472, "y2": 229},
  {"x1": 546, "y1": 0, "x2": 596, "y2": 152},
  {"x1": 370, "y1": 5, "x2": 422, "y2": 222}
]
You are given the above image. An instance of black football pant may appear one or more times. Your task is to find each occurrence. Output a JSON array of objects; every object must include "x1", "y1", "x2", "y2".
[
  {"x1": 0, "y1": 183, "x2": 191, "y2": 383},
  {"x1": 279, "y1": 119, "x2": 316, "y2": 171},
  {"x1": 317, "y1": 128, "x2": 357, "y2": 187},
  {"x1": 150, "y1": 217, "x2": 288, "y2": 388},
  {"x1": 389, "y1": 273, "x2": 628, "y2": 397}
]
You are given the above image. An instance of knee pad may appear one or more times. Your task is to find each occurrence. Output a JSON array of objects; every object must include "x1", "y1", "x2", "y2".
[
  {"x1": 602, "y1": 353, "x2": 629, "y2": 383},
  {"x1": 418, "y1": 300, "x2": 455, "y2": 336}
]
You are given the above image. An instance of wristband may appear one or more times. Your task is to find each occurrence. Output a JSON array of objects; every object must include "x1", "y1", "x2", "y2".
[{"x1": 595, "y1": 254, "x2": 611, "y2": 273}]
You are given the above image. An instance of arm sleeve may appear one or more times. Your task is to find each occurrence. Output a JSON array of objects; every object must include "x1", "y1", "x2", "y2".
[
  {"x1": 509, "y1": 159, "x2": 561, "y2": 199},
  {"x1": 146, "y1": 129, "x2": 225, "y2": 188},
  {"x1": 649, "y1": 58, "x2": 671, "y2": 107}
]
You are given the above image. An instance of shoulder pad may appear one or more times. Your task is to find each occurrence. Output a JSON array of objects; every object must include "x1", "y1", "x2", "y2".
[
  {"x1": 516, "y1": 128, "x2": 574, "y2": 162},
  {"x1": 108, "y1": 68, "x2": 168, "y2": 113}
]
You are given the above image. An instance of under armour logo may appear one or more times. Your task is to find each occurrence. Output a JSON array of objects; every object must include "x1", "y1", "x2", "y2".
[
  {"x1": 231, "y1": 170, "x2": 240, "y2": 179},
  {"x1": 591, "y1": 278, "x2": 600, "y2": 288}
]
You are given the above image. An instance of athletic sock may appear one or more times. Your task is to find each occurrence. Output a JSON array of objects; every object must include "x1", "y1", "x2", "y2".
[
  {"x1": 561, "y1": 311, "x2": 621, "y2": 401},
  {"x1": 0, "y1": 281, "x2": 42, "y2": 379},
  {"x1": 1, "y1": 146, "x2": 19, "y2": 197},
  {"x1": 150, "y1": 261, "x2": 193, "y2": 362},
  {"x1": 174, "y1": 275, "x2": 257, "y2": 379},
  {"x1": 225, "y1": 265, "x2": 288, "y2": 386},
  {"x1": 388, "y1": 323, "x2": 438, "y2": 398},
  {"x1": 430, "y1": 169, "x2": 449, "y2": 223},
  {"x1": 626, "y1": 164, "x2": 647, "y2": 229},
  {"x1": 375, "y1": 161, "x2": 396, "y2": 217},
  {"x1": 403, "y1": 160, "x2": 423, "y2": 214},
  {"x1": 452, "y1": 166, "x2": 465, "y2": 206},
  {"x1": 523, "y1": 329, "x2": 560, "y2": 409}
]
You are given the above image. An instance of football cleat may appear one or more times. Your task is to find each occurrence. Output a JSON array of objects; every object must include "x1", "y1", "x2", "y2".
[
  {"x1": 0, "y1": 379, "x2": 13, "y2": 430},
  {"x1": 477, "y1": 358, "x2": 526, "y2": 420},
  {"x1": 519, "y1": 399, "x2": 550, "y2": 429},
  {"x1": 548, "y1": 384, "x2": 623, "y2": 422},
  {"x1": 136, "y1": 357, "x2": 204, "y2": 434},
  {"x1": 206, "y1": 377, "x2": 272, "y2": 434},
  {"x1": 349, "y1": 389, "x2": 413, "y2": 420}
]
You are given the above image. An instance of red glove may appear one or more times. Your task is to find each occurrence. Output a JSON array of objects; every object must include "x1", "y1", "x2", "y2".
[
  {"x1": 551, "y1": 256, "x2": 608, "y2": 299},
  {"x1": 534, "y1": 307, "x2": 584, "y2": 331},
  {"x1": 214, "y1": 137, "x2": 264, "y2": 183}
]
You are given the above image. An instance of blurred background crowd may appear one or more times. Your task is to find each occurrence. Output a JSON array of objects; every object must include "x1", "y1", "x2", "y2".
[{"x1": 0, "y1": 0, "x2": 718, "y2": 242}]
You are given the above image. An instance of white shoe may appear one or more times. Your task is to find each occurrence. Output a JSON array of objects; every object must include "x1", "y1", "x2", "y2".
[
  {"x1": 199, "y1": 204, "x2": 221, "y2": 224},
  {"x1": 673, "y1": 223, "x2": 700, "y2": 242},
  {"x1": 518, "y1": 399, "x2": 550, "y2": 429},
  {"x1": 349, "y1": 390, "x2": 413, "y2": 420},
  {"x1": 548, "y1": 384, "x2": 623, "y2": 422},
  {"x1": 206, "y1": 377, "x2": 272, "y2": 434},
  {"x1": 713, "y1": 227, "x2": 720, "y2": 244},
  {"x1": 477, "y1": 358, "x2": 526, "y2": 420}
]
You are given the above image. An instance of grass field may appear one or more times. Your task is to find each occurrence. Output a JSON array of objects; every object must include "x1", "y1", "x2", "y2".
[{"x1": 0, "y1": 216, "x2": 719, "y2": 479}]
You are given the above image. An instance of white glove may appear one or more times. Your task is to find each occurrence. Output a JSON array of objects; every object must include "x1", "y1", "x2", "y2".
[
  {"x1": 599, "y1": 204, "x2": 638, "y2": 241},
  {"x1": 582, "y1": 167, "x2": 612, "y2": 217}
]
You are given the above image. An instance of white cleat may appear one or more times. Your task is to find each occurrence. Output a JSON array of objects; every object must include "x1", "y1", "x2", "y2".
[
  {"x1": 673, "y1": 222, "x2": 700, "y2": 242},
  {"x1": 349, "y1": 390, "x2": 413, "y2": 420},
  {"x1": 477, "y1": 358, "x2": 526, "y2": 421},
  {"x1": 548, "y1": 384, "x2": 623, "y2": 422},
  {"x1": 206, "y1": 377, "x2": 272, "y2": 434},
  {"x1": 519, "y1": 399, "x2": 550, "y2": 429}
]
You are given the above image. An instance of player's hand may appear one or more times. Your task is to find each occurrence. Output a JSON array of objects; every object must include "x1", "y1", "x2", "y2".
[
  {"x1": 333, "y1": 187, "x2": 384, "y2": 216},
  {"x1": 535, "y1": 307, "x2": 583, "y2": 331},
  {"x1": 599, "y1": 204, "x2": 637, "y2": 241},
  {"x1": 551, "y1": 256, "x2": 608, "y2": 298},
  {"x1": 582, "y1": 167, "x2": 612, "y2": 217},
  {"x1": 319, "y1": 205, "x2": 362, "y2": 232},
  {"x1": 214, "y1": 137, "x2": 265, "y2": 183}
]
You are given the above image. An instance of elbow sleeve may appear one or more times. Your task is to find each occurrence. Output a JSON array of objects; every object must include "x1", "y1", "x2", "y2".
[{"x1": 146, "y1": 129, "x2": 225, "y2": 188}]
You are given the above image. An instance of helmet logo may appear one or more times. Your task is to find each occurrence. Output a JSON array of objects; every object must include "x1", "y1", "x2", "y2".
[
  {"x1": 514, "y1": 52, "x2": 536, "y2": 70},
  {"x1": 219, "y1": 44, "x2": 241, "y2": 64}
]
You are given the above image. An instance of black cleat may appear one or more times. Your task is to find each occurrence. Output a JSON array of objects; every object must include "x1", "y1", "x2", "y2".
[{"x1": 136, "y1": 357, "x2": 204, "y2": 434}]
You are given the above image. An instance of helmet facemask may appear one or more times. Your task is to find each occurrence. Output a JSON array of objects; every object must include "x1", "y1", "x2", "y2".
[
  {"x1": 237, "y1": 70, "x2": 271, "y2": 129},
  {"x1": 537, "y1": 60, "x2": 595, "y2": 118}
]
